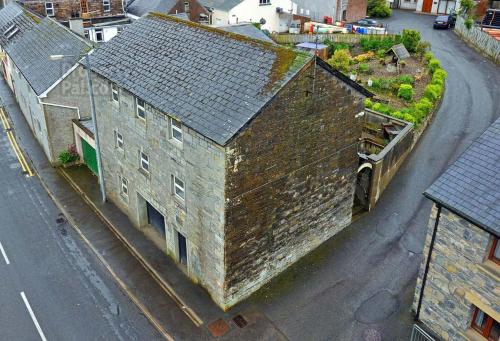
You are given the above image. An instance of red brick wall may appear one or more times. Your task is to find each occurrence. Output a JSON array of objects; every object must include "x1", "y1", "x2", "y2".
[{"x1": 346, "y1": 0, "x2": 367, "y2": 22}]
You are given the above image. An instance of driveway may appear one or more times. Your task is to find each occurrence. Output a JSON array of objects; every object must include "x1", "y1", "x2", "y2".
[{"x1": 243, "y1": 10, "x2": 500, "y2": 341}]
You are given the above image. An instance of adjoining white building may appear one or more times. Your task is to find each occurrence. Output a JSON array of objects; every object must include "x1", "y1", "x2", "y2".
[{"x1": 415, "y1": 0, "x2": 460, "y2": 15}]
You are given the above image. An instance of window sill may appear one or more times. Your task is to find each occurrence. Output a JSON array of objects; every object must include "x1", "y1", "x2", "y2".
[
  {"x1": 465, "y1": 328, "x2": 488, "y2": 341},
  {"x1": 477, "y1": 260, "x2": 500, "y2": 282},
  {"x1": 120, "y1": 194, "x2": 129, "y2": 204},
  {"x1": 138, "y1": 167, "x2": 150, "y2": 179}
]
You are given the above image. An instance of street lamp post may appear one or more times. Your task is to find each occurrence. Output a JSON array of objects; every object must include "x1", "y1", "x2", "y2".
[{"x1": 50, "y1": 53, "x2": 106, "y2": 203}]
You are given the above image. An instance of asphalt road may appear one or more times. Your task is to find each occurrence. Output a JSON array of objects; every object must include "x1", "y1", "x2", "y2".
[
  {"x1": 247, "y1": 10, "x2": 500, "y2": 341},
  {"x1": 0, "y1": 121, "x2": 161, "y2": 339}
]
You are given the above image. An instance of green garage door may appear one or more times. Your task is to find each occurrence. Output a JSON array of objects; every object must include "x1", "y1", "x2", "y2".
[{"x1": 81, "y1": 138, "x2": 98, "y2": 176}]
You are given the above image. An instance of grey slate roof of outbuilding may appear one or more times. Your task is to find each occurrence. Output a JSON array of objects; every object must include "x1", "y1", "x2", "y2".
[
  {"x1": 199, "y1": 0, "x2": 244, "y2": 11},
  {"x1": 219, "y1": 23, "x2": 275, "y2": 43},
  {"x1": 0, "y1": 3, "x2": 92, "y2": 96},
  {"x1": 424, "y1": 117, "x2": 500, "y2": 236},
  {"x1": 126, "y1": 0, "x2": 178, "y2": 17},
  {"x1": 88, "y1": 13, "x2": 313, "y2": 145}
]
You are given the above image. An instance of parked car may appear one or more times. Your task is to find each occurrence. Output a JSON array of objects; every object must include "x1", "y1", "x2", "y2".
[
  {"x1": 433, "y1": 14, "x2": 456, "y2": 29},
  {"x1": 353, "y1": 18, "x2": 384, "y2": 28}
]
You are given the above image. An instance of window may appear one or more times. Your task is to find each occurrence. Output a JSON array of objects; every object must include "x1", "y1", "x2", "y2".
[
  {"x1": 471, "y1": 307, "x2": 500, "y2": 340},
  {"x1": 259, "y1": 0, "x2": 270, "y2": 4},
  {"x1": 184, "y1": 1, "x2": 190, "y2": 12},
  {"x1": 111, "y1": 83, "x2": 119, "y2": 103},
  {"x1": 81, "y1": 0, "x2": 88, "y2": 13},
  {"x1": 170, "y1": 118, "x2": 183, "y2": 143},
  {"x1": 136, "y1": 98, "x2": 145, "y2": 120},
  {"x1": 45, "y1": 2, "x2": 54, "y2": 16},
  {"x1": 173, "y1": 176, "x2": 185, "y2": 201},
  {"x1": 103, "y1": 0, "x2": 111, "y2": 12},
  {"x1": 120, "y1": 176, "x2": 128, "y2": 197},
  {"x1": 140, "y1": 151, "x2": 149, "y2": 173},
  {"x1": 115, "y1": 131, "x2": 123, "y2": 150},
  {"x1": 489, "y1": 237, "x2": 500, "y2": 265},
  {"x1": 95, "y1": 28, "x2": 104, "y2": 42}
]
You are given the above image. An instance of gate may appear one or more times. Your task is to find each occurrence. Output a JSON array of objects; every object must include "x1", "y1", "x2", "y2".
[
  {"x1": 410, "y1": 324, "x2": 435, "y2": 341},
  {"x1": 81, "y1": 138, "x2": 98, "y2": 176}
]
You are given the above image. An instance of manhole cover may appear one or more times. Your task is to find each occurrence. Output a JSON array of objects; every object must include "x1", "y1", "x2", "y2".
[
  {"x1": 233, "y1": 314, "x2": 247, "y2": 328},
  {"x1": 208, "y1": 319, "x2": 230, "y2": 337},
  {"x1": 363, "y1": 328, "x2": 382, "y2": 341}
]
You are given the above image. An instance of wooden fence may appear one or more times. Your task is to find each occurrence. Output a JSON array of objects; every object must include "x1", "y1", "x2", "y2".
[{"x1": 454, "y1": 16, "x2": 500, "y2": 64}]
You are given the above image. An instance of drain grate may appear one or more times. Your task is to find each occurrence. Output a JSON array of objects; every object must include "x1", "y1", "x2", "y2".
[{"x1": 233, "y1": 315, "x2": 247, "y2": 328}]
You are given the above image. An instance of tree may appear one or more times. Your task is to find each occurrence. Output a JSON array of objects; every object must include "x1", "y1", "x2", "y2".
[
  {"x1": 401, "y1": 29, "x2": 421, "y2": 53},
  {"x1": 367, "y1": 0, "x2": 392, "y2": 18},
  {"x1": 327, "y1": 49, "x2": 351, "y2": 73}
]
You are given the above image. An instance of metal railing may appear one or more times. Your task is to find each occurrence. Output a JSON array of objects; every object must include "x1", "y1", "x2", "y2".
[{"x1": 410, "y1": 324, "x2": 435, "y2": 341}]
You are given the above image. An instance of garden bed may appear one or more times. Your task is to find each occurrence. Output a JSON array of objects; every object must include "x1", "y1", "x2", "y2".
[{"x1": 324, "y1": 32, "x2": 447, "y2": 126}]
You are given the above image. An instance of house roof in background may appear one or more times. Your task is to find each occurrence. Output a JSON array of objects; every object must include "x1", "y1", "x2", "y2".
[
  {"x1": 424, "y1": 117, "x2": 500, "y2": 236},
  {"x1": 0, "y1": 3, "x2": 92, "y2": 96},
  {"x1": 126, "y1": 0, "x2": 178, "y2": 17},
  {"x1": 89, "y1": 13, "x2": 311, "y2": 145},
  {"x1": 219, "y1": 23, "x2": 275, "y2": 43},
  {"x1": 199, "y1": 0, "x2": 244, "y2": 11}
]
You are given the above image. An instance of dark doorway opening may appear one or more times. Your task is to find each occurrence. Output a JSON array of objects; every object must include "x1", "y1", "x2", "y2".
[
  {"x1": 147, "y1": 202, "x2": 165, "y2": 236},
  {"x1": 178, "y1": 232, "x2": 187, "y2": 266}
]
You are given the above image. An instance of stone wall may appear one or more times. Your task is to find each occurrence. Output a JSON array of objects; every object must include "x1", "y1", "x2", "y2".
[
  {"x1": 224, "y1": 61, "x2": 365, "y2": 307},
  {"x1": 413, "y1": 205, "x2": 500, "y2": 340},
  {"x1": 91, "y1": 73, "x2": 227, "y2": 306},
  {"x1": 168, "y1": 0, "x2": 209, "y2": 23},
  {"x1": 346, "y1": 0, "x2": 367, "y2": 22},
  {"x1": 21, "y1": 0, "x2": 124, "y2": 21},
  {"x1": 43, "y1": 65, "x2": 91, "y2": 163}
]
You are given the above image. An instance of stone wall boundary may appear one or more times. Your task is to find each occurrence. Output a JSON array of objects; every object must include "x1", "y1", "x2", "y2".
[{"x1": 454, "y1": 16, "x2": 500, "y2": 64}]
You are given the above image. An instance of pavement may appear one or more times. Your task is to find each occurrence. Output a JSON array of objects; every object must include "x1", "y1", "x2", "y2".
[{"x1": 0, "y1": 9, "x2": 498, "y2": 341}]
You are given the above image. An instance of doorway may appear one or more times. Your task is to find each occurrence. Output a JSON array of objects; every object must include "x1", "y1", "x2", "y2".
[
  {"x1": 177, "y1": 232, "x2": 187, "y2": 266},
  {"x1": 147, "y1": 202, "x2": 166, "y2": 236},
  {"x1": 422, "y1": 0, "x2": 433, "y2": 12}
]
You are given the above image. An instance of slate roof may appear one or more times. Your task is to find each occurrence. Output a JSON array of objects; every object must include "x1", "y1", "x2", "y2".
[
  {"x1": 219, "y1": 23, "x2": 275, "y2": 43},
  {"x1": 0, "y1": 3, "x2": 36, "y2": 47},
  {"x1": 126, "y1": 0, "x2": 178, "y2": 17},
  {"x1": 0, "y1": 3, "x2": 92, "y2": 96},
  {"x1": 199, "y1": 0, "x2": 244, "y2": 11},
  {"x1": 88, "y1": 13, "x2": 313, "y2": 145},
  {"x1": 424, "y1": 117, "x2": 500, "y2": 236}
]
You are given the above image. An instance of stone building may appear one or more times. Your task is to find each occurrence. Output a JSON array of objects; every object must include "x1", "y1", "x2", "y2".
[
  {"x1": 413, "y1": 118, "x2": 499, "y2": 340},
  {"x1": 18, "y1": 0, "x2": 129, "y2": 43},
  {"x1": 87, "y1": 13, "x2": 372, "y2": 309},
  {"x1": 0, "y1": 3, "x2": 92, "y2": 164}
]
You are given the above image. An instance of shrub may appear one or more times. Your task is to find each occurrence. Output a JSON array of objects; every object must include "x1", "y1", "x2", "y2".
[
  {"x1": 428, "y1": 58, "x2": 441, "y2": 73},
  {"x1": 432, "y1": 68, "x2": 448, "y2": 85},
  {"x1": 398, "y1": 74, "x2": 415, "y2": 85},
  {"x1": 460, "y1": 0, "x2": 474, "y2": 15},
  {"x1": 58, "y1": 144, "x2": 79, "y2": 164},
  {"x1": 327, "y1": 49, "x2": 351, "y2": 73},
  {"x1": 397, "y1": 84, "x2": 413, "y2": 101},
  {"x1": 424, "y1": 51, "x2": 434, "y2": 62},
  {"x1": 324, "y1": 39, "x2": 351, "y2": 54},
  {"x1": 364, "y1": 98, "x2": 374, "y2": 108},
  {"x1": 416, "y1": 41, "x2": 431, "y2": 57},
  {"x1": 360, "y1": 35, "x2": 401, "y2": 52},
  {"x1": 353, "y1": 51, "x2": 375, "y2": 63},
  {"x1": 401, "y1": 29, "x2": 421, "y2": 53},
  {"x1": 415, "y1": 98, "x2": 433, "y2": 115},
  {"x1": 424, "y1": 83, "x2": 443, "y2": 102},
  {"x1": 358, "y1": 63, "x2": 371, "y2": 74},
  {"x1": 368, "y1": 0, "x2": 392, "y2": 17},
  {"x1": 464, "y1": 18, "x2": 474, "y2": 29},
  {"x1": 376, "y1": 49, "x2": 386, "y2": 58},
  {"x1": 403, "y1": 113, "x2": 416, "y2": 124},
  {"x1": 370, "y1": 78, "x2": 390, "y2": 90}
]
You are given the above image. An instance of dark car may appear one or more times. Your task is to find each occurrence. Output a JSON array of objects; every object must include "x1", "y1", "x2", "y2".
[
  {"x1": 354, "y1": 18, "x2": 384, "y2": 28},
  {"x1": 433, "y1": 14, "x2": 456, "y2": 29}
]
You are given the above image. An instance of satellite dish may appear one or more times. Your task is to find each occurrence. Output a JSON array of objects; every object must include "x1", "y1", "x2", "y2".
[{"x1": 260, "y1": 18, "x2": 266, "y2": 25}]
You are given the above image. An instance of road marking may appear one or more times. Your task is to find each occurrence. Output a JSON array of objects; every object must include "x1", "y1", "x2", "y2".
[
  {"x1": 0, "y1": 241, "x2": 10, "y2": 264},
  {"x1": 20, "y1": 292, "x2": 47, "y2": 341},
  {"x1": 0, "y1": 107, "x2": 33, "y2": 177}
]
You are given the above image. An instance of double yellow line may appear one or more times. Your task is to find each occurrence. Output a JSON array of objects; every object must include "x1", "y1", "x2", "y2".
[{"x1": 0, "y1": 107, "x2": 33, "y2": 177}]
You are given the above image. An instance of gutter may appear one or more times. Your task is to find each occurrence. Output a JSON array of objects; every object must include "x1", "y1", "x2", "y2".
[{"x1": 415, "y1": 204, "x2": 441, "y2": 321}]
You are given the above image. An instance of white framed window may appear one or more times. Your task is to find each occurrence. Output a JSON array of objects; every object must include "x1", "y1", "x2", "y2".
[
  {"x1": 140, "y1": 150, "x2": 149, "y2": 173},
  {"x1": 184, "y1": 1, "x2": 190, "y2": 12},
  {"x1": 173, "y1": 176, "x2": 185, "y2": 201},
  {"x1": 103, "y1": 0, "x2": 111, "y2": 12},
  {"x1": 120, "y1": 176, "x2": 128, "y2": 197},
  {"x1": 170, "y1": 117, "x2": 183, "y2": 143},
  {"x1": 111, "y1": 83, "x2": 119, "y2": 103},
  {"x1": 115, "y1": 131, "x2": 123, "y2": 150},
  {"x1": 259, "y1": 0, "x2": 271, "y2": 4},
  {"x1": 45, "y1": 2, "x2": 55, "y2": 16},
  {"x1": 95, "y1": 28, "x2": 104, "y2": 42},
  {"x1": 136, "y1": 98, "x2": 145, "y2": 120}
]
